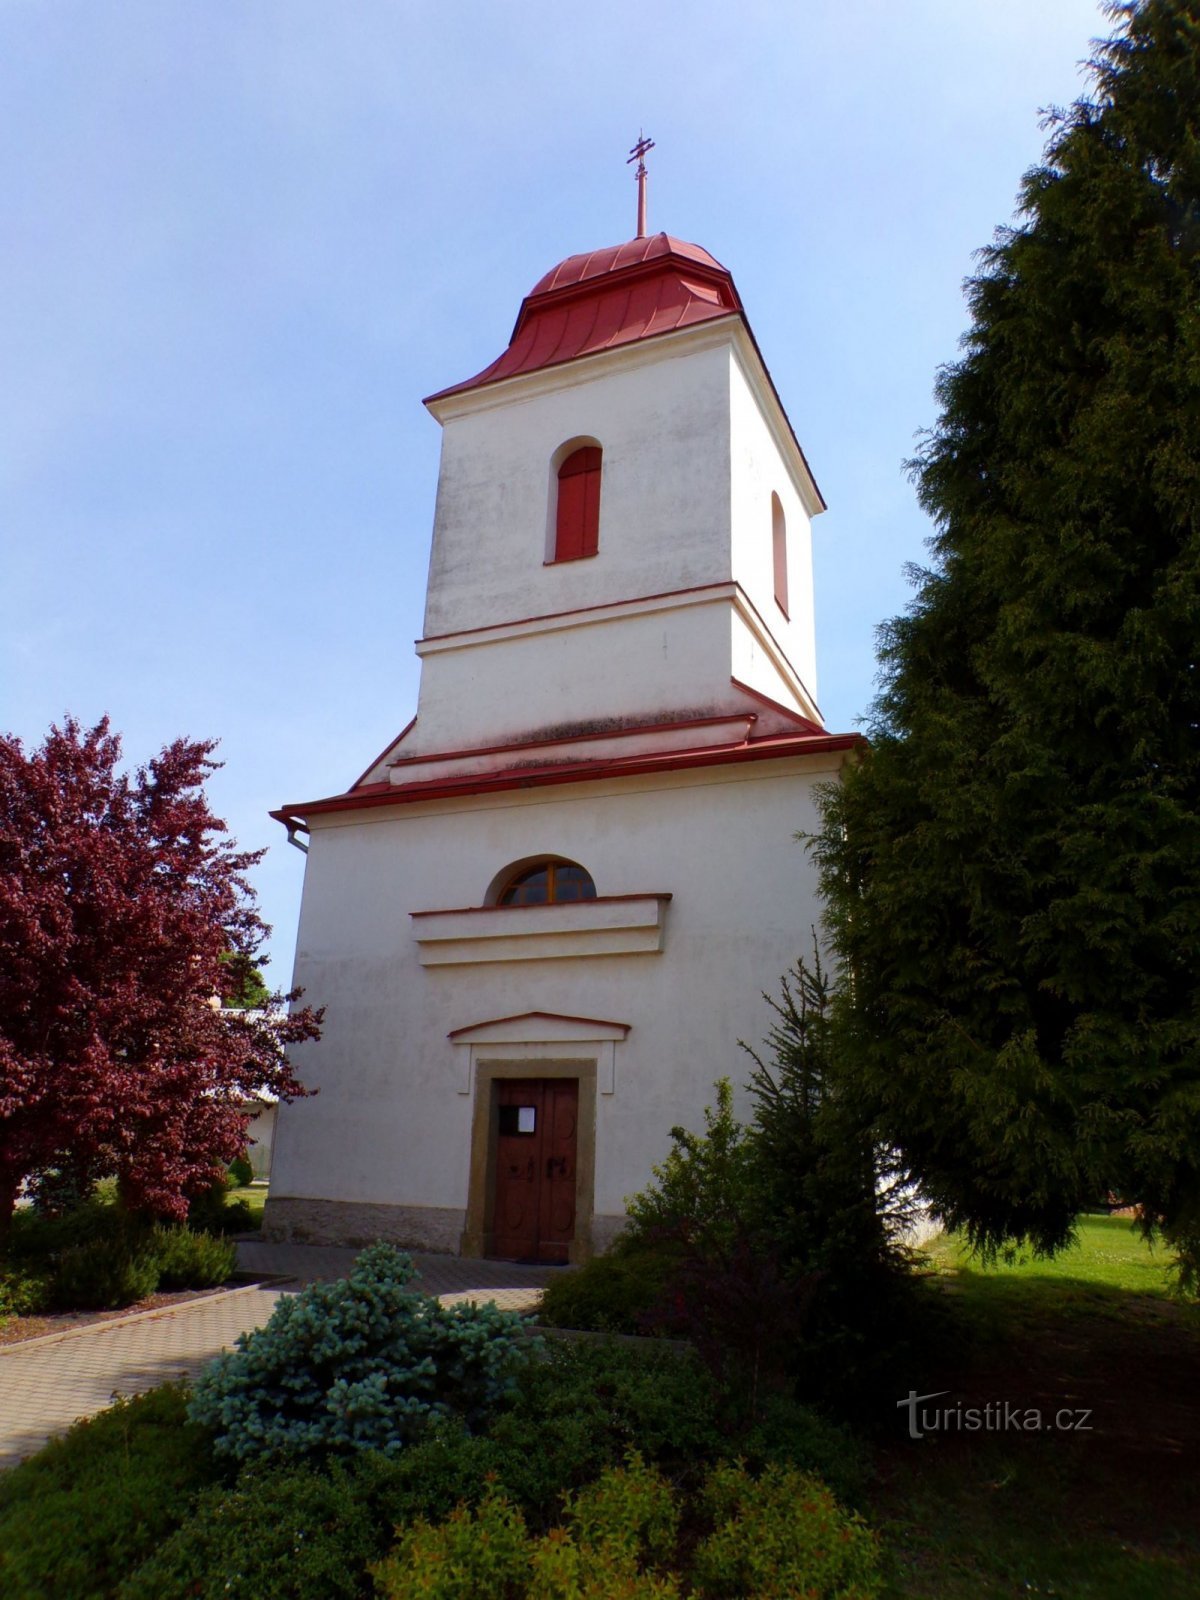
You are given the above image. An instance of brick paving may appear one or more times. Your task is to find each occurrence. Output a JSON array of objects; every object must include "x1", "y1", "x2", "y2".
[{"x1": 0, "y1": 1243, "x2": 563, "y2": 1470}]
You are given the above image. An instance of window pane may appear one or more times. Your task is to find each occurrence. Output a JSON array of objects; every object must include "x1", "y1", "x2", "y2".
[
  {"x1": 497, "y1": 860, "x2": 596, "y2": 905},
  {"x1": 500, "y1": 867, "x2": 550, "y2": 905},
  {"x1": 554, "y1": 866, "x2": 596, "y2": 902}
]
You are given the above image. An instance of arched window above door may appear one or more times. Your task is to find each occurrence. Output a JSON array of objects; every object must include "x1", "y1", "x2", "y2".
[
  {"x1": 552, "y1": 445, "x2": 602, "y2": 563},
  {"x1": 496, "y1": 858, "x2": 597, "y2": 906}
]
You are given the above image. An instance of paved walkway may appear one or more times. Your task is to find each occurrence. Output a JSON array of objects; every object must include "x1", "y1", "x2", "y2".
[{"x1": 0, "y1": 1242, "x2": 561, "y2": 1470}]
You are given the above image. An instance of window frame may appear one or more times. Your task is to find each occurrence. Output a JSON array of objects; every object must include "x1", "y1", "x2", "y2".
[
  {"x1": 771, "y1": 491, "x2": 789, "y2": 619},
  {"x1": 547, "y1": 440, "x2": 602, "y2": 565},
  {"x1": 494, "y1": 858, "x2": 598, "y2": 907}
]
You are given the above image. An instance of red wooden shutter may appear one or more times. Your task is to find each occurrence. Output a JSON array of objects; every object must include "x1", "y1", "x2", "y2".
[{"x1": 555, "y1": 447, "x2": 601, "y2": 561}]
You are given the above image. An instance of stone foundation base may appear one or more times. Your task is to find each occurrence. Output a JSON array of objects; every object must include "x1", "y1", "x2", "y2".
[{"x1": 262, "y1": 1196, "x2": 466, "y2": 1254}]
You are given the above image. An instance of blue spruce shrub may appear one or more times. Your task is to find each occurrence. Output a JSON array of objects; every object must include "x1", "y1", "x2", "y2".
[{"x1": 188, "y1": 1243, "x2": 532, "y2": 1463}]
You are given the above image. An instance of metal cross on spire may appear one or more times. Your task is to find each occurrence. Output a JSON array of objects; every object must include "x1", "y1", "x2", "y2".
[{"x1": 627, "y1": 132, "x2": 655, "y2": 239}]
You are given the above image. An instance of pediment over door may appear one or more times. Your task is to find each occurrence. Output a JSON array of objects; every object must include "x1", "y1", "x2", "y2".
[{"x1": 448, "y1": 1011, "x2": 630, "y2": 1094}]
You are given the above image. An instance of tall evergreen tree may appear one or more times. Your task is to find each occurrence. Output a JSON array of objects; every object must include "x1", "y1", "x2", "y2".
[{"x1": 814, "y1": 1, "x2": 1200, "y2": 1278}]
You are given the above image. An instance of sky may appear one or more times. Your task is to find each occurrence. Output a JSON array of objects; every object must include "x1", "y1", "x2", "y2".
[{"x1": 2, "y1": 0, "x2": 1107, "y2": 979}]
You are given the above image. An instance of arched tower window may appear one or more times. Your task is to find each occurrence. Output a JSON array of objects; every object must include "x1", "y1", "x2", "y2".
[
  {"x1": 496, "y1": 858, "x2": 597, "y2": 906},
  {"x1": 553, "y1": 445, "x2": 602, "y2": 563},
  {"x1": 771, "y1": 492, "x2": 789, "y2": 618}
]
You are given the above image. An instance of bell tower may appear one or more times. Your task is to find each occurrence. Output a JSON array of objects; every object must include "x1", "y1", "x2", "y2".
[{"x1": 356, "y1": 227, "x2": 828, "y2": 786}]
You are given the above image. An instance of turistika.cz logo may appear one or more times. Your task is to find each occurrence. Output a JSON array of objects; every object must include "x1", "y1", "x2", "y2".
[{"x1": 897, "y1": 1390, "x2": 1094, "y2": 1441}]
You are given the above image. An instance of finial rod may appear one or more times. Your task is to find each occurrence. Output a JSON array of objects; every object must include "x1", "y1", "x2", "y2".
[{"x1": 627, "y1": 132, "x2": 655, "y2": 239}]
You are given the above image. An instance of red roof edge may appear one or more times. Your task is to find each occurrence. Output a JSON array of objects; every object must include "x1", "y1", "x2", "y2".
[
  {"x1": 350, "y1": 716, "x2": 417, "y2": 789},
  {"x1": 271, "y1": 730, "x2": 865, "y2": 830},
  {"x1": 731, "y1": 676, "x2": 824, "y2": 733}
]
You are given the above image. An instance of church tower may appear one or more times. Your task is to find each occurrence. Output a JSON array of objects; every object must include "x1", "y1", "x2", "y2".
[
  {"x1": 268, "y1": 177, "x2": 860, "y2": 1261},
  {"x1": 357, "y1": 230, "x2": 826, "y2": 788}
]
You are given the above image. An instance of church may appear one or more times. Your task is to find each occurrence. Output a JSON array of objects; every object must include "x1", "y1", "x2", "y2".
[{"x1": 265, "y1": 158, "x2": 861, "y2": 1262}]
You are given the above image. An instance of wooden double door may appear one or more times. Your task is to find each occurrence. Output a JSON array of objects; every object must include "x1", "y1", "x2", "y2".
[{"x1": 491, "y1": 1078, "x2": 578, "y2": 1263}]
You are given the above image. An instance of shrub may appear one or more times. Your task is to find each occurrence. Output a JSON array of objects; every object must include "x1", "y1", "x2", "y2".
[
  {"x1": 8, "y1": 1190, "x2": 135, "y2": 1262},
  {"x1": 373, "y1": 1481, "x2": 533, "y2": 1600},
  {"x1": 734, "y1": 1394, "x2": 870, "y2": 1508},
  {"x1": 187, "y1": 1179, "x2": 254, "y2": 1236},
  {"x1": 188, "y1": 1242, "x2": 532, "y2": 1462},
  {"x1": 52, "y1": 1235, "x2": 160, "y2": 1310},
  {"x1": 692, "y1": 1460, "x2": 882, "y2": 1599},
  {"x1": 0, "y1": 1384, "x2": 221, "y2": 1600},
  {"x1": 118, "y1": 1459, "x2": 382, "y2": 1600},
  {"x1": 228, "y1": 1154, "x2": 254, "y2": 1188},
  {"x1": 537, "y1": 1248, "x2": 673, "y2": 1335},
  {"x1": 641, "y1": 1227, "x2": 815, "y2": 1421},
  {"x1": 149, "y1": 1224, "x2": 237, "y2": 1290},
  {"x1": 623, "y1": 1077, "x2": 755, "y2": 1259},
  {"x1": 487, "y1": 1339, "x2": 726, "y2": 1520},
  {"x1": 0, "y1": 1261, "x2": 52, "y2": 1319},
  {"x1": 374, "y1": 1456, "x2": 877, "y2": 1599},
  {"x1": 374, "y1": 1456, "x2": 681, "y2": 1600}
]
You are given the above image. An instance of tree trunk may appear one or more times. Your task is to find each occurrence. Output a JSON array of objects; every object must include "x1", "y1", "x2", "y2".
[{"x1": 0, "y1": 1173, "x2": 21, "y2": 1255}]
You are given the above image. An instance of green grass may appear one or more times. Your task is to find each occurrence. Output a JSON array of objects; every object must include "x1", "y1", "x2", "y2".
[
  {"x1": 928, "y1": 1211, "x2": 1174, "y2": 1295},
  {"x1": 225, "y1": 1186, "x2": 266, "y2": 1231},
  {"x1": 872, "y1": 1215, "x2": 1200, "y2": 1598}
]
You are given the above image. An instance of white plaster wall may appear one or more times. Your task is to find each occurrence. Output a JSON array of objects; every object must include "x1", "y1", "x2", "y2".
[
  {"x1": 728, "y1": 353, "x2": 819, "y2": 703},
  {"x1": 271, "y1": 756, "x2": 840, "y2": 1227},
  {"x1": 410, "y1": 596, "x2": 749, "y2": 753},
  {"x1": 422, "y1": 334, "x2": 734, "y2": 642}
]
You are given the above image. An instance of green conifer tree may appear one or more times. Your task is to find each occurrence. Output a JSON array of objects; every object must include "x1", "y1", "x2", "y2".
[{"x1": 814, "y1": 1, "x2": 1200, "y2": 1279}]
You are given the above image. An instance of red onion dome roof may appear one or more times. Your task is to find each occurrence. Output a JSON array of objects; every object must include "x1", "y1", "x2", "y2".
[
  {"x1": 528, "y1": 233, "x2": 729, "y2": 294},
  {"x1": 426, "y1": 232, "x2": 742, "y2": 404}
]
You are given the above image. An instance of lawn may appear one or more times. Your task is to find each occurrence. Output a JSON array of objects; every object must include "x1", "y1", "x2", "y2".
[
  {"x1": 226, "y1": 1185, "x2": 267, "y2": 1232},
  {"x1": 872, "y1": 1215, "x2": 1200, "y2": 1598}
]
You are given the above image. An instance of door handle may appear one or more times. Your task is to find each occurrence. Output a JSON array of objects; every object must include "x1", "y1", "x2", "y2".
[{"x1": 546, "y1": 1156, "x2": 568, "y2": 1179}]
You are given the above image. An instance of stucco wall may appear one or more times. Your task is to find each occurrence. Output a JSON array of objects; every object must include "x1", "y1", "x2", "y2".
[
  {"x1": 269, "y1": 753, "x2": 840, "y2": 1249},
  {"x1": 728, "y1": 352, "x2": 818, "y2": 705},
  {"x1": 400, "y1": 328, "x2": 823, "y2": 758},
  {"x1": 422, "y1": 335, "x2": 734, "y2": 643}
]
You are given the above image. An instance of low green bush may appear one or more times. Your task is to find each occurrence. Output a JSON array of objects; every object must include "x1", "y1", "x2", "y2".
[
  {"x1": 187, "y1": 1179, "x2": 254, "y2": 1236},
  {"x1": 0, "y1": 1261, "x2": 53, "y2": 1319},
  {"x1": 0, "y1": 1384, "x2": 220, "y2": 1600},
  {"x1": 374, "y1": 1455, "x2": 880, "y2": 1600},
  {"x1": 374, "y1": 1454, "x2": 681, "y2": 1600},
  {"x1": 8, "y1": 1192, "x2": 133, "y2": 1262},
  {"x1": 148, "y1": 1225, "x2": 237, "y2": 1290},
  {"x1": 537, "y1": 1247, "x2": 673, "y2": 1335},
  {"x1": 188, "y1": 1243, "x2": 533, "y2": 1462},
  {"x1": 692, "y1": 1459, "x2": 881, "y2": 1598},
  {"x1": 486, "y1": 1339, "x2": 725, "y2": 1520},
  {"x1": 734, "y1": 1393, "x2": 870, "y2": 1508},
  {"x1": 118, "y1": 1459, "x2": 382, "y2": 1600},
  {"x1": 228, "y1": 1154, "x2": 254, "y2": 1188},
  {"x1": 52, "y1": 1236, "x2": 160, "y2": 1310}
]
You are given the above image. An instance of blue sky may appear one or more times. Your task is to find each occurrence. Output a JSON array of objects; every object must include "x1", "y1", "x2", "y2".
[{"x1": 2, "y1": 0, "x2": 1105, "y2": 979}]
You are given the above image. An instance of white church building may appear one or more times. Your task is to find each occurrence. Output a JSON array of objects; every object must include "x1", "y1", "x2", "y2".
[{"x1": 266, "y1": 203, "x2": 861, "y2": 1262}]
